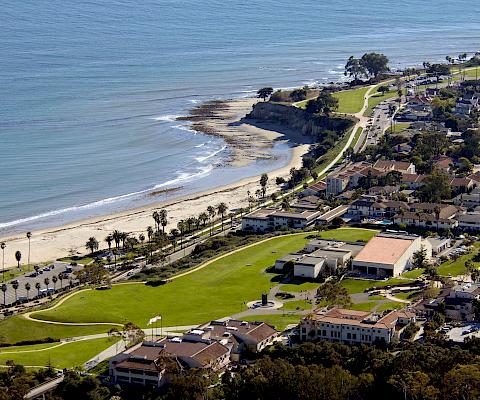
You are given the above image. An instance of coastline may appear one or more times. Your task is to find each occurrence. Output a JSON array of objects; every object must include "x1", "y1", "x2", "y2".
[{"x1": 0, "y1": 98, "x2": 311, "y2": 267}]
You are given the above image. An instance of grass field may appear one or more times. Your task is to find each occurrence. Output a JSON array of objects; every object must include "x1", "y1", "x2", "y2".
[
  {"x1": 0, "y1": 315, "x2": 119, "y2": 345},
  {"x1": 333, "y1": 87, "x2": 370, "y2": 114},
  {"x1": 0, "y1": 337, "x2": 117, "y2": 369},
  {"x1": 394, "y1": 291, "x2": 420, "y2": 301},
  {"x1": 281, "y1": 300, "x2": 311, "y2": 311},
  {"x1": 341, "y1": 277, "x2": 412, "y2": 294},
  {"x1": 32, "y1": 234, "x2": 313, "y2": 327},
  {"x1": 437, "y1": 244, "x2": 480, "y2": 277},
  {"x1": 350, "y1": 127, "x2": 363, "y2": 149},
  {"x1": 241, "y1": 314, "x2": 301, "y2": 331},
  {"x1": 387, "y1": 122, "x2": 411, "y2": 134},
  {"x1": 401, "y1": 269, "x2": 425, "y2": 279},
  {"x1": 317, "y1": 228, "x2": 378, "y2": 242},
  {"x1": 464, "y1": 67, "x2": 479, "y2": 78},
  {"x1": 279, "y1": 282, "x2": 319, "y2": 293},
  {"x1": 350, "y1": 302, "x2": 376, "y2": 311},
  {"x1": 376, "y1": 301, "x2": 404, "y2": 312}
]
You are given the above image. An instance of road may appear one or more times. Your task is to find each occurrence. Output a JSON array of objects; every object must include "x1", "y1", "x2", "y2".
[{"x1": 24, "y1": 376, "x2": 64, "y2": 400}]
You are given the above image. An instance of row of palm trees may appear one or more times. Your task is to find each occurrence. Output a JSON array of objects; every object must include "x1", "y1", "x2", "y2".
[
  {"x1": 1, "y1": 272, "x2": 73, "y2": 306},
  {"x1": 1, "y1": 232, "x2": 33, "y2": 282}
]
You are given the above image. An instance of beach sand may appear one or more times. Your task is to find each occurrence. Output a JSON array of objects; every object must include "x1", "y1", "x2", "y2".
[{"x1": 0, "y1": 98, "x2": 312, "y2": 267}]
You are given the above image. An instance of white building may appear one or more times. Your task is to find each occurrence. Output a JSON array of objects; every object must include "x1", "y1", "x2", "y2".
[
  {"x1": 241, "y1": 208, "x2": 320, "y2": 232},
  {"x1": 351, "y1": 232, "x2": 432, "y2": 277},
  {"x1": 300, "y1": 308, "x2": 416, "y2": 344}
]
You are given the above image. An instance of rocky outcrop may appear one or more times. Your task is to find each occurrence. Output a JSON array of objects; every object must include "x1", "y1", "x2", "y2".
[{"x1": 246, "y1": 102, "x2": 355, "y2": 138}]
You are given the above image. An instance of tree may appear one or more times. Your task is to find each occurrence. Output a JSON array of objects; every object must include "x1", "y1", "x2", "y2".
[
  {"x1": 177, "y1": 220, "x2": 186, "y2": 248},
  {"x1": 58, "y1": 273, "x2": 64, "y2": 288},
  {"x1": 112, "y1": 230, "x2": 122, "y2": 248},
  {"x1": 26, "y1": 231, "x2": 32, "y2": 270},
  {"x1": 14, "y1": 251, "x2": 21, "y2": 269},
  {"x1": 217, "y1": 202, "x2": 228, "y2": 231},
  {"x1": 24, "y1": 282, "x2": 31, "y2": 300},
  {"x1": 306, "y1": 92, "x2": 339, "y2": 115},
  {"x1": 260, "y1": 173, "x2": 268, "y2": 198},
  {"x1": 412, "y1": 246, "x2": 429, "y2": 270},
  {"x1": 147, "y1": 226, "x2": 154, "y2": 242},
  {"x1": 85, "y1": 237, "x2": 99, "y2": 255},
  {"x1": 138, "y1": 233, "x2": 145, "y2": 244},
  {"x1": 419, "y1": 169, "x2": 452, "y2": 202},
  {"x1": 207, "y1": 205, "x2": 216, "y2": 235},
  {"x1": 52, "y1": 275, "x2": 58, "y2": 291},
  {"x1": 198, "y1": 212, "x2": 208, "y2": 228},
  {"x1": 44, "y1": 277, "x2": 50, "y2": 290},
  {"x1": 74, "y1": 263, "x2": 108, "y2": 285},
  {"x1": 317, "y1": 282, "x2": 352, "y2": 308},
  {"x1": 257, "y1": 87, "x2": 273, "y2": 101},
  {"x1": 378, "y1": 85, "x2": 389, "y2": 95},
  {"x1": 344, "y1": 56, "x2": 367, "y2": 81},
  {"x1": 361, "y1": 52, "x2": 389, "y2": 78},
  {"x1": 35, "y1": 282, "x2": 41, "y2": 297},
  {"x1": 152, "y1": 210, "x2": 160, "y2": 232},
  {"x1": 104, "y1": 234, "x2": 113, "y2": 251},
  {"x1": 170, "y1": 229, "x2": 179, "y2": 252},
  {"x1": 443, "y1": 364, "x2": 480, "y2": 400},
  {"x1": 159, "y1": 209, "x2": 168, "y2": 234}
]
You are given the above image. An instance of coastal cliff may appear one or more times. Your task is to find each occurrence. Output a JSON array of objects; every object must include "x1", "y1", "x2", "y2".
[{"x1": 246, "y1": 101, "x2": 355, "y2": 138}]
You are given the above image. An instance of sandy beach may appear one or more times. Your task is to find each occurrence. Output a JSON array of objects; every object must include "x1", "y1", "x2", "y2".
[{"x1": 0, "y1": 98, "x2": 312, "y2": 268}]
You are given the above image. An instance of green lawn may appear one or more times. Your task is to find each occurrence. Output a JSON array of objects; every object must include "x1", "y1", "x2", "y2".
[
  {"x1": 394, "y1": 291, "x2": 420, "y2": 301},
  {"x1": 364, "y1": 89, "x2": 398, "y2": 116},
  {"x1": 0, "y1": 315, "x2": 119, "y2": 345},
  {"x1": 436, "y1": 245, "x2": 480, "y2": 277},
  {"x1": 401, "y1": 269, "x2": 425, "y2": 279},
  {"x1": 350, "y1": 127, "x2": 363, "y2": 149},
  {"x1": 241, "y1": 314, "x2": 301, "y2": 331},
  {"x1": 367, "y1": 295, "x2": 386, "y2": 301},
  {"x1": 350, "y1": 302, "x2": 376, "y2": 311},
  {"x1": 341, "y1": 277, "x2": 412, "y2": 294},
  {"x1": 464, "y1": 67, "x2": 480, "y2": 78},
  {"x1": 333, "y1": 87, "x2": 370, "y2": 114},
  {"x1": 32, "y1": 234, "x2": 313, "y2": 328},
  {"x1": 387, "y1": 122, "x2": 411, "y2": 134},
  {"x1": 376, "y1": 301, "x2": 404, "y2": 312},
  {"x1": 316, "y1": 228, "x2": 378, "y2": 243},
  {"x1": 281, "y1": 300, "x2": 311, "y2": 311},
  {"x1": 279, "y1": 282, "x2": 319, "y2": 293},
  {"x1": 0, "y1": 337, "x2": 117, "y2": 369},
  {"x1": 57, "y1": 256, "x2": 94, "y2": 265}
]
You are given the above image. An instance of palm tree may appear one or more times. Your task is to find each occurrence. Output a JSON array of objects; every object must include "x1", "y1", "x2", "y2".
[
  {"x1": 139, "y1": 234, "x2": 145, "y2": 245},
  {"x1": 25, "y1": 282, "x2": 31, "y2": 300},
  {"x1": 229, "y1": 212, "x2": 235, "y2": 228},
  {"x1": 198, "y1": 212, "x2": 208, "y2": 228},
  {"x1": 44, "y1": 277, "x2": 50, "y2": 291},
  {"x1": 177, "y1": 220, "x2": 185, "y2": 249},
  {"x1": 52, "y1": 275, "x2": 58, "y2": 291},
  {"x1": 2, "y1": 283, "x2": 7, "y2": 306},
  {"x1": 58, "y1": 273, "x2": 64, "y2": 289},
  {"x1": 15, "y1": 251, "x2": 21, "y2": 269},
  {"x1": 119, "y1": 232, "x2": 129, "y2": 249},
  {"x1": 112, "y1": 230, "x2": 121, "y2": 248},
  {"x1": 69, "y1": 279, "x2": 74, "y2": 288},
  {"x1": 207, "y1": 206, "x2": 216, "y2": 236},
  {"x1": 35, "y1": 282, "x2": 41, "y2": 297},
  {"x1": 170, "y1": 229, "x2": 179, "y2": 252},
  {"x1": 217, "y1": 203, "x2": 228, "y2": 231},
  {"x1": 85, "y1": 237, "x2": 99, "y2": 255},
  {"x1": 26, "y1": 232, "x2": 32, "y2": 271},
  {"x1": 152, "y1": 211, "x2": 160, "y2": 232},
  {"x1": 186, "y1": 217, "x2": 195, "y2": 233},
  {"x1": 147, "y1": 226, "x2": 154, "y2": 242},
  {"x1": 159, "y1": 209, "x2": 168, "y2": 234},
  {"x1": 1, "y1": 242, "x2": 6, "y2": 282},
  {"x1": 11, "y1": 281, "x2": 19, "y2": 302},
  {"x1": 105, "y1": 234, "x2": 113, "y2": 251}
]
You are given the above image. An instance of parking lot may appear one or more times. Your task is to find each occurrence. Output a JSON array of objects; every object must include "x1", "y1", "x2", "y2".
[
  {"x1": 1, "y1": 262, "x2": 83, "y2": 306},
  {"x1": 444, "y1": 323, "x2": 480, "y2": 342}
]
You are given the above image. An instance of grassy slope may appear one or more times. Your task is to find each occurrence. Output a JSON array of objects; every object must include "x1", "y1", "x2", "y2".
[
  {"x1": 0, "y1": 337, "x2": 117, "y2": 369},
  {"x1": 437, "y1": 243, "x2": 480, "y2": 277},
  {"x1": 33, "y1": 234, "x2": 313, "y2": 327},
  {"x1": 350, "y1": 127, "x2": 363, "y2": 149},
  {"x1": 341, "y1": 277, "x2": 412, "y2": 294},
  {"x1": 279, "y1": 282, "x2": 319, "y2": 293},
  {"x1": 241, "y1": 314, "x2": 301, "y2": 331},
  {"x1": 364, "y1": 90, "x2": 398, "y2": 116},
  {"x1": 0, "y1": 315, "x2": 118, "y2": 345},
  {"x1": 333, "y1": 87, "x2": 370, "y2": 114},
  {"x1": 281, "y1": 300, "x2": 311, "y2": 311}
]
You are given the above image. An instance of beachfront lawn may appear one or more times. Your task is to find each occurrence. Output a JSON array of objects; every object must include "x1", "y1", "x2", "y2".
[
  {"x1": 0, "y1": 315, "x2": 119, "y2": 345},
  {"x1": 316, "y1": 228, "x2": 378, "y2": 243},
  {"x1": 333, "y1": 87, "x2": 370, "y2": 114},
  {"x1": 341, "y1": 277, "x2": 412, "y2": 294},
  {"x1": 0, "y1": 337, "x2": 117, "y2": 369},
  {"x1": 57, "y1": 256, "x2": 94, "y2": 265},
  {"x1": 364, "y1": 89, "x2": 398, "y2": 116},
  {"x1": 281, "y1": 300, "x2": 311, "y2": 311},
  {"x1": 279, "y1": 282, "x2": 319, "y2": 293},
  {"x1": 31, "y1": 234, "x2": 313, "y2": 327},
  {"x1": 241, "y1": 314, "x2": 301, "y2": 331}
]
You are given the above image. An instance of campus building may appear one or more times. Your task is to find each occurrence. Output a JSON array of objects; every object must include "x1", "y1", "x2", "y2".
[
  {"x1": 241, "y1": 208, "x2": 320, "y2": 232},
  {"x1": 351, "y1": 232, "x2": 431, "y2": 277},
  {"x1": 300, "y1": 308, "x2": 416, "y2": 344}
]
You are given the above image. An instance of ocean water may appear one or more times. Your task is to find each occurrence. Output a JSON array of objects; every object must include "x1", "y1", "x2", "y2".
[{"x1": 1, "y1": 0, "x2": 480, "y2": 235}]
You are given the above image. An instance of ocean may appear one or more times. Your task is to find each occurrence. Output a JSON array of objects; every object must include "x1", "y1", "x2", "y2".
[{"x1": 1, "y1": 0, "x2": 480, "y2": 235}]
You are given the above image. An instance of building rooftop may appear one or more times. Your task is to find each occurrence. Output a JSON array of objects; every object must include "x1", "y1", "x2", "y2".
[{"x1": 353, "y1": 236, "x2": 415, "y2": 265}]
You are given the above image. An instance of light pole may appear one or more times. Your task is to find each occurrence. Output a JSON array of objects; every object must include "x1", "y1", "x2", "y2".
[
  {"x1": 0, "y1": 242, "x2": 5, "y2": 282},
  {"x1": 26, "y1": 232, "x2": 32, "y2": 272}
]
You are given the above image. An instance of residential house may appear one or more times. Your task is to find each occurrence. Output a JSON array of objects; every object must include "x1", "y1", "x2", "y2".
[
  {"x1": 434, "y1": 155, "x2": 455, "y2": 173},
  {"x1": 301, "y1": 181, "x2": 327, "y2": 197},
  {"x1": 401, "y1": 173, "x2": 426, "y2": 190},
  {"x1": 316, "y1": 205, "x2": 349, "y2": 225},
  {"x1": 241, "y1": 208, "x2": 321, "y2": 232},
  {"x1": 450, "y1": 177, "x2": 475, "y2": 194},
  {"x1": 444, "y1": 283, "x2": 480, "y2": 321},
  {"x1": 347, "y1": 197, "x2": 407, "y2": 220},
  {"x1": 393, "y1": 203, "x2": 460, "y2": 230},
  {"x1": 454, "y1": 187, "x2": 480, "y2": 208},
  {"x1": 457, "y1": 212, "x2": 480, "y2": 232},
  {"x1": 373, "y1": 160, "x2": 416, "y2": 174},
  {"x1": 300, "y1": 308, "x2": 416, "y2": 344}
]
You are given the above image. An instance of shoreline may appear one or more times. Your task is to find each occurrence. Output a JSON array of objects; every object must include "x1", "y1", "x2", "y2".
[{"x1": 0, "y1": 98, "x2": 311, "y2": 267}]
